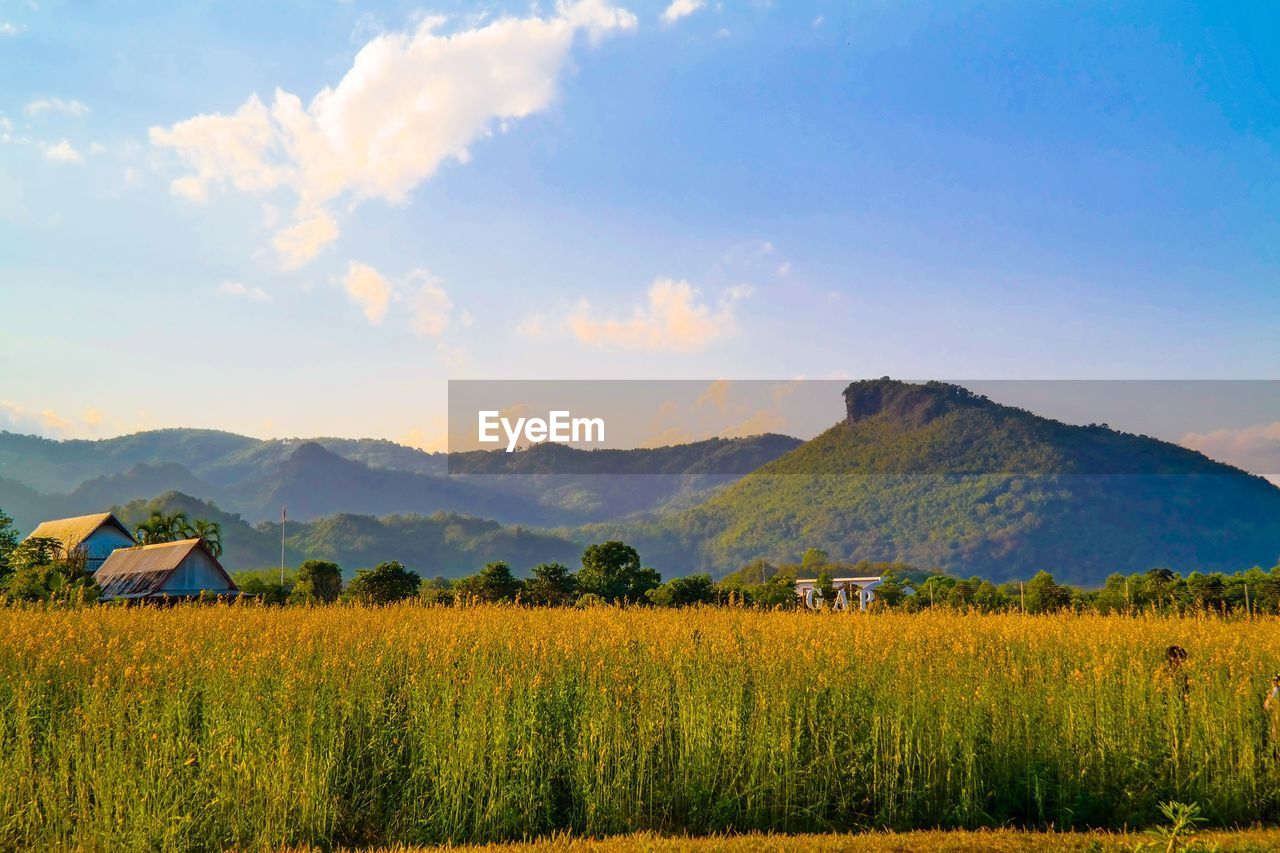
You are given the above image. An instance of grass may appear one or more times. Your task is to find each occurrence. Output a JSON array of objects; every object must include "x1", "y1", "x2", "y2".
[
  {"x1": 366, "y1": 828, "x2": 1280, "y2": 852},
  {"x1": 1, "y1": 604, "x2": 1279, "y2": 849}
]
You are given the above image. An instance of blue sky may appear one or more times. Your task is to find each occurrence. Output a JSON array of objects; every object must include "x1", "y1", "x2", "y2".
[{"x1": 1, "y1": 0, "x2": 1278, "y2": 449}]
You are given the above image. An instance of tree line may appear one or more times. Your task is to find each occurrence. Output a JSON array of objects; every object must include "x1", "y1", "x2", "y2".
[{"x1": 3, "y1": 505, "x2": 1280, "y2": 614}]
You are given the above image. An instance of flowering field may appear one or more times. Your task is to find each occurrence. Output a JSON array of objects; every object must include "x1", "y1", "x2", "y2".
[{"x1": 0, "y1": 605, "x2": 1278, "y2": 849}]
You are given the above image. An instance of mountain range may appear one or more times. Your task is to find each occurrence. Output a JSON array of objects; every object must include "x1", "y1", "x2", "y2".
[
  {"x1": 608, "y1": 379, "x2": 1280, "y2": 583},
  {"x1": 3, "y1": 379, "x2": 1278, "y2": 584},
  {"x1": 0, "y1": 428, "x2": 799, "y2": 576}
]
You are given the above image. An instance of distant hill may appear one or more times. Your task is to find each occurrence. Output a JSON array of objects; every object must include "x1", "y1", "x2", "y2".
[
  {"x1": 112, "y1": 492, "x2": 583, "y2": 577},
  {"x1": 67, "y1": 463, "x2": 222, "y2": 510},
  {"x1": 614, "y1": 379, "x2": 1280, "y2": 583},
  {"x1": 0, "y1": 476, "x2": 58, "y2": 532},
  {"x1": 448, "y1": 434, "x2": 803, "y2": 520},
  {"x1": 0, "y1": 429, "x2": 447, "y2": 498},
  {"x1": 0, "y1": 428, "x2": 797, "y2": 527},
  {"x1": 252, "y1": 442, "x2": 557, "y2": 525}
]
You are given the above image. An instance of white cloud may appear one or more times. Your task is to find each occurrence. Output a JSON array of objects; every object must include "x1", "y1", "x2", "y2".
[
  {"x1": 401, "y1": 417, "x2": 449, "y2": 453},
  {"x1": 408, "y1": 272, "x2": 452, "y2": 338},
  {"x1": 272, "y1": 207, "x2": 340, "y2": 267},
  {"x1": 151, "y1": 1, "x2": 637, "y2": 266},
  {"x1": 340, "y1": 261, "x2": 455, "y2": 338},
  {"x1": 217, "y1": 280, "x2": 272, "y2": 302},
  {"x1": 343, "y1": 261, "x2": 395, "y2": 324},
  {"x1": 1182, "y1": 422, "x2": 1280, "y2": 477},
  {"x1": 0, "y1": 22, "x2": 25, "y2": 37},
  {"x1": 25, "y1": 98, "x2": 90, "y2": 118},
  {"x1": 567, "y1": 278, "x2": 748, "y2": 352},
  {"x1": 43, "y1": 140, "x2": 83, "y2": 163},
  {"x1": 0, "y1": 401, "x2": 98, "y2": 439},
  {"x1": 661, "y1": 0, "x2": 705, "y2": 24}
]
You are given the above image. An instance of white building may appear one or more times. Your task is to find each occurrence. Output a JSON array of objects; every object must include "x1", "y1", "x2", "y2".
[
  {"x1": 795, "y1": 576, "x2": 882, "y2": 611},
  {"x1": 94, "y1": 539, "x2": 238, "y2": 601},
  {"x1": 24, "y1": 512, "x2": 136, "y2": 573}
]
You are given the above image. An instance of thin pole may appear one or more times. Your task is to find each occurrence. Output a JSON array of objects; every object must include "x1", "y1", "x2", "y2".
[{"x1": 280, "y1": 506, "x2": 286, "y2": 588}]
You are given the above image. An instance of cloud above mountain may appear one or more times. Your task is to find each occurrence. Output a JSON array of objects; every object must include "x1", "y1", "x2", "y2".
[
  {"x1": 343, "y1": 261, "x2": 454, "y2": 339},
  {"x1": 150, "y1": 1, "x2": 637, "y2": 267},
  {"x1": 1182, "y1": 421, "x2": 1280, "y2": 478},
  {"x1": 566, "y1": 278, "x2": 748, "y2": 352}
]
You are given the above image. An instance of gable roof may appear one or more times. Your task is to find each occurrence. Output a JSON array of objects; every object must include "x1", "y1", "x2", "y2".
[
  {"x1": 95, "y1": 538, "x2": 238, "y2": 599},
  {"x1": 25, "y1": 512, "x2": 133, "y2": 552}
]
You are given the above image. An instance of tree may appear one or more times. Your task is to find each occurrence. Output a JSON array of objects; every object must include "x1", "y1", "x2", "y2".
[
  {"x1": 344, "y1": 561, "x2": 421, "y2": 605},
  {"x1": 0, "y1": 507, "x2": 19, "y2": 579},
  {"x1": 1186, "y1": 571, "x2": 1227, "y2": 611},
  {"x1": 190, "y1": 519, "x2": 223, "y2": 558},
  {"x1": 727, "y1": 559, "x2": 776, "y2": 585},
  {"x1": 908, "y1": 575, "x2": 957, "y2": 610},
  {"x1": 134, "y1": 511, "x2": 190, "y2": 545},
  {"x1": 753, "y1": 571, "x2": 799, "y2": 609},
  {"x1": 1144, "y1": 567, "x2": 1178, "y2": 610},
  {"x1": 815, "y1": 570, "x2": 837, "y2": 610},
  {"x1": 524, "y1": 562, "x2": 578, "y2": 606},
  {"x1": 454, "y1": 561, "x2": 523, "y2": 603},
  {"x1": 291, "y1": 560, "x2": 343, "y2": 604},
  {"x1": 419, "y1": 576, "x2": 454, "y2": 605},
  {"x1": 577, "y1": 541, "x2": 660, "y2": 604},
  {"x1": 2, "y1": 537, "x2": 100, "y2": 604},
  {"x1": 801, "y1": 548, "x2": 830, "y2": 572},
  {"x1": 133, "y1": 511, "x2": 221, "y2": 556},
  {"x1": 948, "y1": 577, "x2": 979, "y2": 608},
  {"x1": 647, "y1": 574, "x2": 716, "y2": 607},
  {"x1": 872, "y1": 569, "x2": 907, "y2": 608},
  {"x1": 235, "y1": 576, "x2": 289, "y2": 605},
  {"x1": 973, "y1": 580, "x2": 1007, "y2": 612},
  {"x1": 1024, "y1": 570, "x2": 1071, "y2": 614}
]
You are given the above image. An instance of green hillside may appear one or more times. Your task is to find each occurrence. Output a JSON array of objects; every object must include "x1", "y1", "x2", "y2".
[
  {"x1": 618, "y1": 379, "x2": 1280, "y2": 583},
  {"x1": 112, "y1": 492, "x2": 582, "y2": 578}
]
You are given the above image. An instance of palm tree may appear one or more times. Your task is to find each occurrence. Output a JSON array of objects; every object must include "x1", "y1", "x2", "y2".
[
  {"x1": 134, "y1": 514, "x2": 170, "y2": 545},
  {"x1": 190, "y1": 519, "x2": 223, "y2": 558},
  {"x1": 134, "y1": 511, "x2": 192, "y2": 545}
]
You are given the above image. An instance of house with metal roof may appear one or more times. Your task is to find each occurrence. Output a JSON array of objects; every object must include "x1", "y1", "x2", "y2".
[
  {"x1": 24, "y1": 512, "x2": 137, "y2": 574},
  {"x1": 795, "y1": 576, "x2": 883, "y2": 611},
  {"x1": 94, "y1": 539, "x2": 239, "y2": 601}
]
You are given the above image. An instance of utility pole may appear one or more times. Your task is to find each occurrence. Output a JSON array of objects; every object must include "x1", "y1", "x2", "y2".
[
  {"x1": 280, "y1": 506, "x2": 286, "y2": 588},
  {"x1": 1020, "y1": 581, "x2": 1026, "y2": 615}
]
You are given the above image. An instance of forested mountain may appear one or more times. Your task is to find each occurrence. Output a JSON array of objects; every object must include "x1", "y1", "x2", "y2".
[
  {"x1": 616, "y1": 379, "x2": 1280, "y2": 584},
  {"x1": 0, "y1": 429, "x2": 797, "y2": 526}
]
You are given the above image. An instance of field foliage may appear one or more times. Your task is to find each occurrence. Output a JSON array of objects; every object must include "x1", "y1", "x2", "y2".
[{"x1": 1, "y1": 605, "x2": 1278, "y2": 849}]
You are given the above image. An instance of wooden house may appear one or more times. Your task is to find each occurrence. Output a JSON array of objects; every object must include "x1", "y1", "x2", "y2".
[
  {"x1": 24, "y1": 512, "x2": 136, "y2": 573},
  {"x1": 94, "y1": 539, "x2": 238, "y2": 601}
]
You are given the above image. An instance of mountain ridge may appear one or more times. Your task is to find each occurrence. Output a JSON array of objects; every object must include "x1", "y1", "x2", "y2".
[{"x1": 606, "y1": 379, "x2": 1280, "y2": 583}]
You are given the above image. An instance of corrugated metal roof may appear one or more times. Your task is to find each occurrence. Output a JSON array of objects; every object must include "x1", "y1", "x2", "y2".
[
  {"x1": 25, "y1": 512, "x2": 132, "y2": 552},
  {"x1": 95, "y1": 539, "x2": 237, "y2": 599}
]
